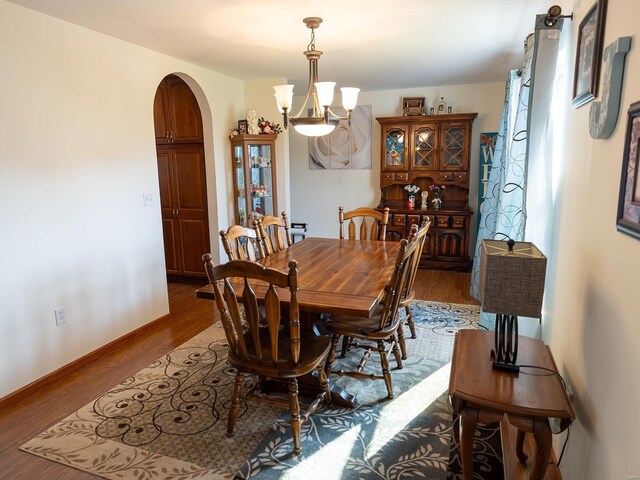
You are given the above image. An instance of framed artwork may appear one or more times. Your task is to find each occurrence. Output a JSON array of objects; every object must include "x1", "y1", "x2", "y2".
[
  {"x1": 616, "y1": 101, "x2": 640, "y2": 240},
  {"x1": 572, "y1": 0, "x2": 607, "y2": 108},
  {"x1": 237, "y1": 120, "x2": 248, "y2": 134},
  {"x1": 308, "y1": 105, "x2": 372, "y2": 170}
]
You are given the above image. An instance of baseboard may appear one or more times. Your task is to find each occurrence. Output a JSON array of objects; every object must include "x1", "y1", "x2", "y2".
[{"x1": 0, "y1": 312, "x2": 172, "y2": 412}]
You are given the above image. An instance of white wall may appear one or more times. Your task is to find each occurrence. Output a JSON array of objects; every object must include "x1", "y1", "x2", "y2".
[
  {"x1": 289, "y1": 83, "x2": 505, "y2": 242},
  {"x1": 0, "y1": 1, "x2": 244, "y2": 398},
  {"x1": 542, "y1": 0, "x2": 640, "y2": 478}
]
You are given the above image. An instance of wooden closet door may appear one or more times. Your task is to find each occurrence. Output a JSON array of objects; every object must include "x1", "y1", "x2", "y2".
[
  {"x1": 153, "y1": 80, "x2": 170, "y2": 144},
  {"x1": 173, "y1": 146, "x2": 209, "y2": 276},
  {"x1": 167, "y1": 76, "x2": 203, "y2": 144},
  {"x1": 157, "y1": 149, "x2": 180, "y2": 274}
]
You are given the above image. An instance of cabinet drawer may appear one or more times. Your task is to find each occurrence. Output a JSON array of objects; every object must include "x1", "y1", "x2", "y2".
[
  {"x1": 407, "y1": 214, "x2": 420, "y2": 227},
  {"x1": 452, "y1": 216, "x2": 465, "y2": 228},
  {"x1": 381, "y1": 172, "x2": 394, "y2": 181},
  {"x1": 453, "y1": 172, "x2": 469, "y2": 182},
  {"x1": 436, "y1": 216, "x2": 450, "y2": 228},
  {"x1": 396, "y1": 172, "x2": 409, "y2": 181},
  {"x1": 392, "y1": 214, "x2": 406, "y2": 227}
]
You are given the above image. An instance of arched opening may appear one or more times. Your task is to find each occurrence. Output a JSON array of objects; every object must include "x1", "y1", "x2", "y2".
[{"x1": 153, "y1": 74, "x2": 212, "y2": 280}]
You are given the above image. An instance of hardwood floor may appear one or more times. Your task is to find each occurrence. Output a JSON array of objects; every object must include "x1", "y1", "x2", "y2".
[
  {"x1": 0, "y1": 270, "x2": 558, "y2": 479},
  {"x1": 0, "y1": 283, "x2": 219, "y2": 480}
]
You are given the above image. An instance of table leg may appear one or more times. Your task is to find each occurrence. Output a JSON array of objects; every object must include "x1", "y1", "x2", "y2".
[
  {"x1": 459, "y1": 407, "x2": 478, "y2": 480},
  {"x1": 530, "y1": 418, "x2": 552, "y2": 480},
  {"x1": 516, "y1": 429, "x2": 528, "y2": 463}
]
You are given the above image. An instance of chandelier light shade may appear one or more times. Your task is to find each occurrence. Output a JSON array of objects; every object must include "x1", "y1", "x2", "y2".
[{"x1": 273, "y1": 17, "x2": 360, "y2": 137}]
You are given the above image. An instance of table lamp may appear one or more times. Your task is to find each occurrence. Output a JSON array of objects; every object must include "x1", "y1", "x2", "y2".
[{"x1": 478, "y1": 239, "x2": 547, "y2": 373}]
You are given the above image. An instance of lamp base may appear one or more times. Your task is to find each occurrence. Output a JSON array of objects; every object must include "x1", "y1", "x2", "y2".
[
  {"x1": 491, "y1": 313, "x2": 519, "y2": 373},
  {"x1": 492, "y1": 360, "x2": 520, "y2": 373}
]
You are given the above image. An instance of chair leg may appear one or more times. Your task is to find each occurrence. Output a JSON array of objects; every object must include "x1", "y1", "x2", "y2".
[
  {"x1": 325, "y1": 334, "x2": 340, "y2": 377},
  {"x1": 405, "y1": 305, "x2": 416, "y2": 339},
  {"x1": 397, "y1": 323, "x2": 408, "y2": 360},
  {"x1": 317, "y1": 365, "x2": 332, "y2": 406},
  {"x1": 391, "y1": 334, "x2": 403, "y2": 369},
  {"x1": 227, "y1": 372, "x2": 244, "y2": 437},
  {"x1": 377, "y1": 340, "x2": 394, "y2": 399},
  {"x1": 288, "y1": 378, "x2": 302, "y2": 454},
  {"x1": 339, "y1": 336, "x2": 351, "y2": 358}
]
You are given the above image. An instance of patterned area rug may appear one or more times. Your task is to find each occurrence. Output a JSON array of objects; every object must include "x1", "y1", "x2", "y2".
[{"x1": 21, "y1": 301, "x2": 502, "y2": 480}]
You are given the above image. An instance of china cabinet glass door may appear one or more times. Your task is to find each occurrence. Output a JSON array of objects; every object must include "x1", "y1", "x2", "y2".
[
  {"x1": 234, "y1": 145, "x2": 247, "y2": 225},
  {"x1": 248, "y1": 143, "x2": 274, "y2": 223},
  {"x1": 230, "y1": 135, "x2": 278, "y2": 227}
]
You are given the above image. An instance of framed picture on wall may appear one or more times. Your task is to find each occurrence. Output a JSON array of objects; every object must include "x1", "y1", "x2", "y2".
[
  {"x1": 572, "y1": 0, "x2": 607, "y2": 108},
  {"x1": 616, "y1": 101, "x2": 640, "y2": 240}
]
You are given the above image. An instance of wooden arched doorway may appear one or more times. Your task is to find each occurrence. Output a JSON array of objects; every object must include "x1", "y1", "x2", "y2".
[{"x1": 153, "y1": 74, "x2": 210, "y2": 278}]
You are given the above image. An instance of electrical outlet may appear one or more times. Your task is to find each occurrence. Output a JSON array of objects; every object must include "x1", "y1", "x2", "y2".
[
  {"x1": 54, "y1": 307, "x2": 65, "y2": 326},
  {"x1": 564, "y1": 382, "x2": 574, "y2": 402},
  {"x1": 143, "y1": 192, "x2": 154, "y2": 207}
]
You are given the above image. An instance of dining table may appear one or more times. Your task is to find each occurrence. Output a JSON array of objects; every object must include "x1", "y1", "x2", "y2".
[{"x1": 196, "y1": 237, "x2": 400, "y2": 406}]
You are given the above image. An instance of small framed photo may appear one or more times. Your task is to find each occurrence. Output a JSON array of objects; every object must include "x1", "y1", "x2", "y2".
[
  {"x1": 616, "y1": 101, "x2": 640, "y2": 240},
  {"x1": 572, "y1": 0, "x2": 607, "y2": 108},
  {"x1": 237, "y1": 120, "x2": 248, "y2": 134}
]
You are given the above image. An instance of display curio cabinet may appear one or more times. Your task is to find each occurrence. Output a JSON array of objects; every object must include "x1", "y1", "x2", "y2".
[
  {"x1": 377, "y1": 113, "x2": 477, "y2": 270},
  {"x1": 230, "y1": 134, "x2": 278, "y2": 227}
]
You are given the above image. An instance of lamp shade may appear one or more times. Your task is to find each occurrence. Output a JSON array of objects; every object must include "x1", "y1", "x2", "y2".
[
  {"x1": 315, "y1": 82, "x2": 335, "y2": 107},
  {"x1": 273, "y1": 84, "x2": 294, "y2": 110},
  {"x1": 478, "y1": 240, "x2": 547, "y2": 318},
  {"x1": 341, "y1": 87, "x2": 360, "y2": 110}
]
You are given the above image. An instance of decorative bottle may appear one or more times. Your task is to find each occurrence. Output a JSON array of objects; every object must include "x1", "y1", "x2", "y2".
[{"x1": 437, "y1": 97, "x2": 447, "y2": 115}]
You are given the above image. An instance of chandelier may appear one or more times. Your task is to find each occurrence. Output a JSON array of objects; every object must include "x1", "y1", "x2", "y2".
[{"x1": 273, "y1": 17, "x2": 360, "y2": 137}]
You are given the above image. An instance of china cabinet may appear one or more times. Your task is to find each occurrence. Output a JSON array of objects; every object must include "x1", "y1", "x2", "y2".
[
  {"x1": 376, "y1": 113, "x2": 477, "y2": 270},
  {"x1": 230, "y1": 134, "x2": 278, "y2": 227}
]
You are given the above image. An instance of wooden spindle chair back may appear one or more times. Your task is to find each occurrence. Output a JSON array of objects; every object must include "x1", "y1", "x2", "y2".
[
  {"x1": 399, "y1": 219, "x2": 431, "y2": 340},
  {"x1": 203, "y1": 257, "x2": 300, "y2": 368},
  {"x1": 254, "y1": 212, "x2": 293, "y2": 257},
  {"x1": 403, "y1": 219, "x2": 431, "y2": 299},
  {"x1": 339, "y1": 206, "x2": 390, "y2": 241},
  {"x1": 375, "y1": 224, "x2": 421, "y2": 331},
  {"x1": 220, "y1": 225, "x2": 263, "y2": 261}
]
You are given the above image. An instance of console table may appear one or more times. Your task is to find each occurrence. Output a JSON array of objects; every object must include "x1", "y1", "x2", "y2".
[{"x1": 449, "y1": 329, "x2": 574, "y2": 480}]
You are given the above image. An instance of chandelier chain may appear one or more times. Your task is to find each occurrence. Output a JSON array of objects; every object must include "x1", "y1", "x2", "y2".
[{"x1": 307, "y1": 28, "x2": 316, "y2": 52}]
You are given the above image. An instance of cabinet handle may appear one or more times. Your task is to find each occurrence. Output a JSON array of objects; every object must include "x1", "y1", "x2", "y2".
[
  {"x1": 168, "y1": 130, "x2": 174, "y2": 143},
  {"x1": 166, "y1": 131, "x2": 170, "y2": 141}
]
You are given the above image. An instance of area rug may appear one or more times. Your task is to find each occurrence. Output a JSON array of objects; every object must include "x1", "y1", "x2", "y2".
[{"x1": 21, "y1": 301, "x2": 502, "y2": 480}]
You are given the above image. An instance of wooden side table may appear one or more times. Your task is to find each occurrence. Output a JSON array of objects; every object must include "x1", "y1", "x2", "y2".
[{"x1": 449, "y1": 329, "x2": 574, "y2": 480}]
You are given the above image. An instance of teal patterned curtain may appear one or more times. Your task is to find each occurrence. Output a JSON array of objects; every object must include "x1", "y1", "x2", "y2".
[{"x1": 470, "y1": 35, "x2": 535, "y2": 327}]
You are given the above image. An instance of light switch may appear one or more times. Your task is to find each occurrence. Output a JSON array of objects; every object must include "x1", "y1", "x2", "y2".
[{"x1": 143, "y1": 192, "x2": 154, "y2": 207}]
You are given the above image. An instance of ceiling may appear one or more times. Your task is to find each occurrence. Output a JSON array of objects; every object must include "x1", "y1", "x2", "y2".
[{"x1": 9, "y1": 0, "x2": 568, "y2": 92}]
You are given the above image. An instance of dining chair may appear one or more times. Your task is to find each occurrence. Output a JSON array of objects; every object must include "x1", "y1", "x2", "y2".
[
  {"x1": 202, "y1": 255, "x2": 332, "y2": 454},
  {"x1": 339, "y1": 206, "x2": 390, "y2": 241},
  {"x1": 400, "y1": 218, "x2": 431, "y2": 344},
  {"x1": 339, "y1": 220, "x2": 430, "y2": 361},
  {"x1": 323, "y1": 225, "x2": 420, "y2": 399},
  {"x1": 220, "y1": 225, "x2": 265, "y2": 261},
  {"x1": 254, "y1": 211, "x2": 293, "y2": 257}
]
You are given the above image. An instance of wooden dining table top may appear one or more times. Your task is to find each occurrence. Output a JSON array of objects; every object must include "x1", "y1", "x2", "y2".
[{"x1": 196, "y1": 237, "x2": 399, "y2": 317}]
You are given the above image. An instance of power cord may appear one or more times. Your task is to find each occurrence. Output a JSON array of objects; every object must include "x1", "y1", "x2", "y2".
[
  {"x1": 518, "y1": 364, "x2": 571, "y2": 469},
  {"x1": 517, "y1": 364, "x2": 567, "y2": 392},
  {"x1": 557, "y1": 425, "x2": 570, "y2": 467}
]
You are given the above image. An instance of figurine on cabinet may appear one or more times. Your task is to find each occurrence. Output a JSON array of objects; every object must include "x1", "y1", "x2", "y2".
[{"x1": 421, "y1": 191, "x2": 429, "y2": 209}]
